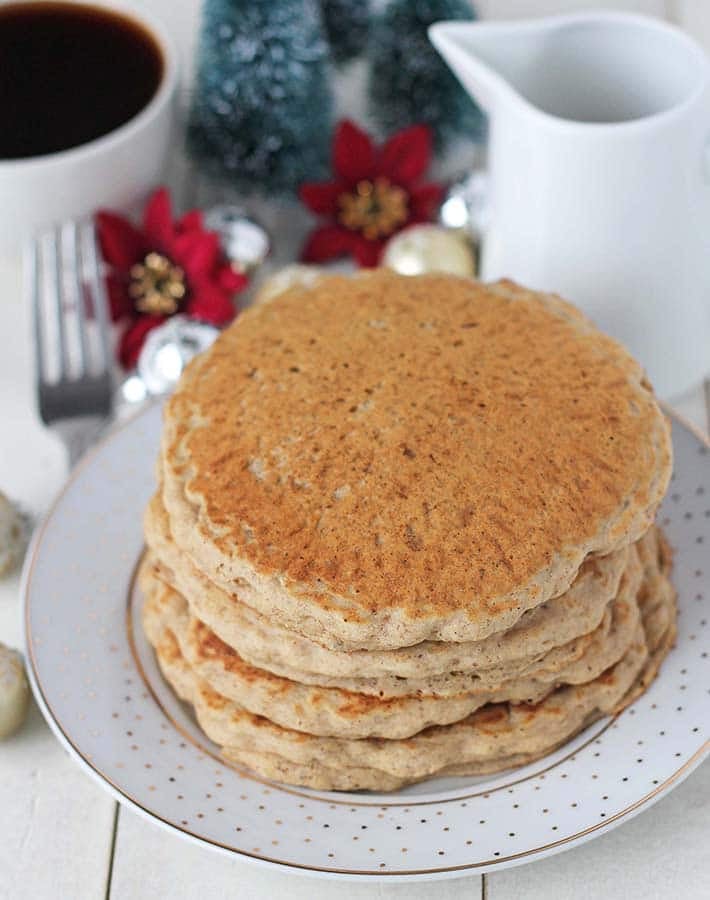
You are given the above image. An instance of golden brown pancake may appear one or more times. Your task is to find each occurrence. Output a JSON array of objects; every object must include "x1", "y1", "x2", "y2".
[
  {"x1": 139, "y1": 545, "x2": 643, "y2": 739},
  {"x1": 143, "y1": 492, "x2": 630, "y2": 693},
  {"x1": 159, "y1": 272, "x2": 671, "y2": 650},
  {"x1": 145, "y1": 271, "x2": 676, "y2": 792},
  {"x1": 144, "y1": 525, "x2": 675, "y2": 790}
]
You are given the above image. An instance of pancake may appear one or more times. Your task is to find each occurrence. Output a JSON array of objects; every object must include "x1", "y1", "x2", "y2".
[
  {"x1": 159, "y1": 272, "x2": 671, "y2": 650},
  {"x1": 148, "y1": 550, "x2": 674, "y2": 789},
  {"x1": 145, "y1": 271, "x2": 676, "y2": 791},
  {"x1": 153, "y1": 623, "x2": 649, "y2": 790},
  {"x1": 144, "y1": 493, "x2": 630, "y2": 692},
  {"x1": 221, "y1": 748, "x2": 548, "y2": 793},
  {"x1": 140, "y1": 546, "x2": 642, "y2": 739}
]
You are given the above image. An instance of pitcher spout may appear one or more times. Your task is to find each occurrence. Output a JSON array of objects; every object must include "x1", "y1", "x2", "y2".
[
  {"x1": 431, "y1": 12, "x2": 709, "y2": 125},
  {"x1": 429, "y1": 19, "x2": 537, "y2": 116}
]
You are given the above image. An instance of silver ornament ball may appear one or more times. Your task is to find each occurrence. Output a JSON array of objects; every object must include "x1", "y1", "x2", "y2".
[
  {"x1": 439, "y1": 170, "x2": 488, "y2": 236},
  {"x1": 204, "y1": 205, "x2": 271, "y2": 273},
  {"x1": 137, "y1": 316, "x2": 220, "y2": 396}
]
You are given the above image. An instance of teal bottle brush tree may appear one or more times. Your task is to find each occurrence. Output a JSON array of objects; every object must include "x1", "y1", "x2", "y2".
[
  {"x1": 188, "y1": 0, "x2": 333, "y2": 196},
  {"x1": 369, "y1": 0, "x2": 485, "y2": 151}
]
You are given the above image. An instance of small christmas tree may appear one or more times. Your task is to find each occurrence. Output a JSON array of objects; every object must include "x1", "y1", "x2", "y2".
[
  {"x1": 320, "y1": 0, "x2": 370, "y2": 65},
  {"x1": 368, "y1": 0, "x2": 485, "y2": 151},
  {"x1": 187, "y1": 0, "x2": 333, "y2": 196}
]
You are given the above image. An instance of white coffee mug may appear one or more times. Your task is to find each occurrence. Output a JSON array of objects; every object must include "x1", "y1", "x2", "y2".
[{"x1": 0, "y1": 0, "x2": 178, "y2": 257}]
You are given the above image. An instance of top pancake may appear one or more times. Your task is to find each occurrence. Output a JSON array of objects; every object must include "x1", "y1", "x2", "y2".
[{"x1": 160, "y1": 272, "x2": 671, "y2": 650}]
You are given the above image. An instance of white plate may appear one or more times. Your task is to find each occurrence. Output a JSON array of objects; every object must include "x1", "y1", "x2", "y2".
[{"x1": 22, "y1": 403, "x2": 709, "y2": 882}]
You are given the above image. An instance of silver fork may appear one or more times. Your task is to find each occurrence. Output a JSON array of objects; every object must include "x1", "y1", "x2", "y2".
[{"x1": 27, "y1": 221, "x2": 114, "y2": 467}]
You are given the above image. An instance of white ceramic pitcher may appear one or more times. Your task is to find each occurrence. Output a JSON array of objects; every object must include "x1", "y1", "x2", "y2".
[{"x1": 430, "y1": 12, "x2": 710, "y2": 398}]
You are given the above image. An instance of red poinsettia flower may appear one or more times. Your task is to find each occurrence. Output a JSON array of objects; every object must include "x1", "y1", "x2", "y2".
[
  {"x1": 299, "y1": 120, "x2": 443, "y2": 267},
  {"x1": 96, "y1": 187, "x2": 247, "y2": 368}
]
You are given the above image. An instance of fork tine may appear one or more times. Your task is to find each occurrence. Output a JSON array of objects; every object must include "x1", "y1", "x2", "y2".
[
  {"x1": 83, "y1": 221, "x2": 111, "y2": 375},
  {"x1": 67, "y1": 221, "x2": 89, "y2": 376},
  {"x1": 26, "y1": 235, "x2": 45, "y2": 384},
  {"x1": 47, "y1": 226, "x2": 70, "y2": 380}
]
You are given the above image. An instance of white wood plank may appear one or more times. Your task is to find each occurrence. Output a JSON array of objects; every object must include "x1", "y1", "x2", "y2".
[
  {"x1": 486, "y1": 760, "x2": 710, "y2": 900},
  {"x1": 0, "y1": 704, "x2": 117, "y2": 900},
  {"x1": 109, "y1": 808, "x2": 482, "y2": 899},
  {"x1": 0, "y1": 257, "x2": 118, "y2": 900}
]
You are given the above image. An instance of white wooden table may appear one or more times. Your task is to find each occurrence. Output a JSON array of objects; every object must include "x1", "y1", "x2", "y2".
[{"x1": 0, "y1": 251, "x2": 708, "y2": 899}]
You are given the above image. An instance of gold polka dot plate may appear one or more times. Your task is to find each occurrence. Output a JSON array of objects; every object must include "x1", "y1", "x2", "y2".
[{"x1": 22, "y1": 403, "x2": 709, "y2": 881}]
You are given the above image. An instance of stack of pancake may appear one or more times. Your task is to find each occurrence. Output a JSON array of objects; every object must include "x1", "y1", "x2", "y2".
[{"x1": 141, "y1": 272, "x2": 675, "y2": 791}]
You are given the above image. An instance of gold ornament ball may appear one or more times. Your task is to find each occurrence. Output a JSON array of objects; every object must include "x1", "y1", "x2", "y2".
[
  {"x1": 383, "y1": 224, "x2": 477, "y2": 278},
  {"x1": 0, "y1": 644, "x2": 30, "y2": 739},
  {"x1": 0, "y1": 491, "x2": 27, "y2": 577}
]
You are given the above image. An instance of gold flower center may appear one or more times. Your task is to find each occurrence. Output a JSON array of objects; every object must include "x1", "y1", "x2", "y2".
[
  {"x1": 337, "y1": 178, "x2": 409, "y2": 240},
  {"x1": 129, "y1": 252, "x2": 186, "y2": 316}
]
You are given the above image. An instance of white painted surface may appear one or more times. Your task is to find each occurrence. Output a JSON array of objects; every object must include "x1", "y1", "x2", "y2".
[
  {"x1": 1, "y1": 1, "x2": 709, "y2": 897},
  {"x1": 109, "y1": 808, "x2": 482, "y2": 898},
  {"x1": 0, "y1": 704, "x2": 117, "y2": 900},
  {"x1": 0, "y1": 259, "x2": 117, "y2": 900}
]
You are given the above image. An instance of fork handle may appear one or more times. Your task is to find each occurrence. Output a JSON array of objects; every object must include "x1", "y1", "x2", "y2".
[{"x1": 54, "y1": 417, "x2": 108, "y2": 468}]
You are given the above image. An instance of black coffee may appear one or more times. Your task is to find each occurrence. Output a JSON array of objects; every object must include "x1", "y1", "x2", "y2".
[{"x1": 0, "y1": 1, "x2": 163, "y2": 160}]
